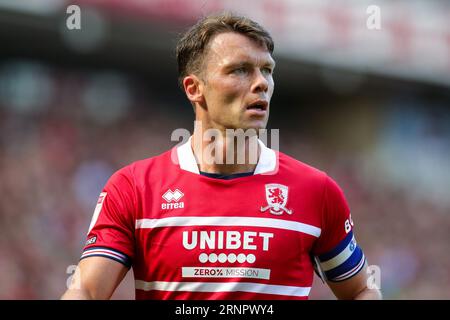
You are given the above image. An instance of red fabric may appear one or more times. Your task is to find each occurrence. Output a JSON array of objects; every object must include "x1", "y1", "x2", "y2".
[{"x1": 84, "y1": 148, "x2": 352, "y2": 299}]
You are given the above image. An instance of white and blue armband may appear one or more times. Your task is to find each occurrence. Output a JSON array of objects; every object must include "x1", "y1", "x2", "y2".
[{"x1": 314, "y1": 230, "x2": 366, "y2": 282}]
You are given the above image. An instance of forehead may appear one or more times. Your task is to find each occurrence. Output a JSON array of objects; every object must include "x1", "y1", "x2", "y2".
[{"x1": 204, "y1": 32, "x2": 274, "y2": 67}]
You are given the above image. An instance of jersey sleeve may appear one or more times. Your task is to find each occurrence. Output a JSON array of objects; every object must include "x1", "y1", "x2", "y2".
[
  {"x1": 312, "y1": 176, "x2": 366, "y2": 282},
  {"x1": 80, "y1": 166, "x2": 136, "y2": 268}
]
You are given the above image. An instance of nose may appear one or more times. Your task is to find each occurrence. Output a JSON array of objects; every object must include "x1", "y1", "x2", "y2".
[{"x1": 251, "y1": 69, "x2": 269, "y2": 94}]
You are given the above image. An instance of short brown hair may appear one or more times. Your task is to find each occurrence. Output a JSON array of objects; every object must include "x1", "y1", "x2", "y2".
[{"x1": 176, "y1": 12, "x2": 274, "y2": 89}]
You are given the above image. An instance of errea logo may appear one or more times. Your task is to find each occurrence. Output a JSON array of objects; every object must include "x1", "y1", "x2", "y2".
[{"x1": 162, "y1": 189, "x2": 184, "y2": 210}]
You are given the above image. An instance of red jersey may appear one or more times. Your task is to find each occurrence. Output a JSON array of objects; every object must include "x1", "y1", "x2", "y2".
[{"x1": 81, "y1": 138, "x2": 365, "y2": 299}]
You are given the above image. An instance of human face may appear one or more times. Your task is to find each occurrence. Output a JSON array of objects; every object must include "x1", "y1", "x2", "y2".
[{"x1": 199, "y1": 32, "x2": 275, "y2": 131}]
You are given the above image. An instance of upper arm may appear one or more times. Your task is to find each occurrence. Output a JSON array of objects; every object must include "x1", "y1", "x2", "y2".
[
  {"x1": 63, "y1": 167, "x2": 137, "y2": 299},
  {"x1": 327, "y1": 261, "x2": 382, "y2": 300},
  {"x1": 62, "y1": 257, "x2": 128, "y2": 299},
  {"x1": 312, "y1": 176, "x2": 369, "y2": 297},
  {"x1": 326, "y1": 261, "x2": 367, "y2": 299}
]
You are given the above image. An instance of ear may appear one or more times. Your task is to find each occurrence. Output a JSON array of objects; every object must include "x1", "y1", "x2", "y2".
[{"x1": 183, "y1": 75, "x2": 204, "y2": 104}]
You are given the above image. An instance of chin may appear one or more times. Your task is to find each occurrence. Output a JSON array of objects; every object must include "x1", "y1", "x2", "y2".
[
  {"x1": 245, "y1": 120, "x2": 268, "y2": 131},
  {"x1": 225, "y1": 119, "x2": 268, "y2": 132}
]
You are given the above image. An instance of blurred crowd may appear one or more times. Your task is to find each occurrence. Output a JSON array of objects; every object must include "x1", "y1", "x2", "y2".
[{"x1": 0, "y1": 61, "x2": 449, "y2": 299}]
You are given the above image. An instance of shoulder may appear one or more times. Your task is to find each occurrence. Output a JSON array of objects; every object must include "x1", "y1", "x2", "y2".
[
  {"x1": 278, "y1": 151, "x2": 328, "y2": 183},
  {"x1": 129, "y1": 149, "x2": 174, "y2": 173},
  {"x1": 110, "y1": 148, "x2": 175, "y2": 187}
]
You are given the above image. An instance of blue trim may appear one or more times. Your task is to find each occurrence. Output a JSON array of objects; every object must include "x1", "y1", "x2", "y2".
[
  {"x1": 81, "y1": 246, "x2": 132, "y2": 268},
  {"x1": 80, "y1": 253, "x2": 132, "y2": 269},
  {"x1": 331, "y1": 257, "x2": 366, "y2": 282},
  {"x1": 199, "y1": 171, "x2": 254, "y2": 180},
  {"x1": 318, "y1": 231, "x2": 354, "y2": 262},
  {"x1": 324, "y1": 246, "x2": 364, "y2": 281},
  {"x1": 83, "y1": 246, "x2": 129, "y2": 256}
]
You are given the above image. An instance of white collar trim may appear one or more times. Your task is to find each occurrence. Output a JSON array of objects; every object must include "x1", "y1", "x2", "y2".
[
  {"x1": 176, "y1": 136, "x2": 277, "y2": 175},
  {"x1": 254, "y1": 139, "x2": 277, "y2": 175},
  {"x1": 176, "y1": 136, "x2": 200, "y2": 174}
]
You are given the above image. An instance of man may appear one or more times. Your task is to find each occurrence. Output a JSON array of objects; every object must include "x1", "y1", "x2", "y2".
[{"x1": 62, "y1": 13, "x2": 381, "y2": 300}]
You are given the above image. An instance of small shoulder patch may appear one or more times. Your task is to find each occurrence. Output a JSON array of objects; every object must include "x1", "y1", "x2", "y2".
[{"x1": 85, "y1": 236, "x2": 97, "y2": 246}]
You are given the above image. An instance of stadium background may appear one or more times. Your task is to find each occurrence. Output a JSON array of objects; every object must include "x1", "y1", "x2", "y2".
[{"x1": 0, "y1": 0, "x2": 449, "y2": 299}]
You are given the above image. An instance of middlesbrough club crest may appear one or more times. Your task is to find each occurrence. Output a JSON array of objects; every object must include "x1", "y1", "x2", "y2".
[{"x1": 260, "y1": 184, "x2": 293, "y2": 215}]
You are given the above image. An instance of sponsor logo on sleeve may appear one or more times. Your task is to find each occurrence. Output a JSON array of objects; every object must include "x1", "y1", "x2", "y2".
[{"x1": 85, "y1": 236, "x2": 97, "y2": 246}]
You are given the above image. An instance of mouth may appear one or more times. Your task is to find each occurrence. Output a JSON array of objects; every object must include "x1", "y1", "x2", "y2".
[{"x1": 246, "y1": 100, "x2": 268, "y2": 112}]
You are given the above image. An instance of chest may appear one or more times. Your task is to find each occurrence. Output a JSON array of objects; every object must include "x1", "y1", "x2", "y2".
[{"x1": 133, "y1": 175, "x2": 322, "y2": 283}]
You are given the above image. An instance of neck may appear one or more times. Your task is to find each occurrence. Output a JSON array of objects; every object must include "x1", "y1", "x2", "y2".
[{"x1": 191, "y1": 124, "x2": 260, "y2": 175}]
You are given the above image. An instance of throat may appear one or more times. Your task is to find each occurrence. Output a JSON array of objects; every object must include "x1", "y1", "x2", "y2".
[
  {"x1": 191, "y1": 131, "x2": 261, "y2": 175},
  {"x1": 199, "y1": 162, "x2": 258, "y2": 176}
]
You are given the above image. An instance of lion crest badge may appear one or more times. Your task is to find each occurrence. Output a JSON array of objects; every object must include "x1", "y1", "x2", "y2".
[{"x1": 260, "y1": 183, "x2": 293, "y2": 215}]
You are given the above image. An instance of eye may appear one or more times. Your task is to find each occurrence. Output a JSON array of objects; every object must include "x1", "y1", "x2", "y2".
[
  {"x1": 262, "y1": 67, "x2": 273, "y2": 75},
  {"x1": 232, "y1": 67, "x2": 247, "y2": 74}
]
